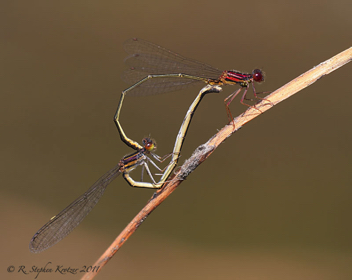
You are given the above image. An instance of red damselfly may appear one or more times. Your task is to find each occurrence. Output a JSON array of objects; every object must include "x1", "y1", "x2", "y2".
[{"x1": 121, "y1": 38, "x2": 266, "y2": 120}]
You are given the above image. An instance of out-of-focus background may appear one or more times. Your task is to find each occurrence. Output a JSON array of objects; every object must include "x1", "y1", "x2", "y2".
[{"x1": 1, "y1": 1, "x2": 352, "y2": 279}]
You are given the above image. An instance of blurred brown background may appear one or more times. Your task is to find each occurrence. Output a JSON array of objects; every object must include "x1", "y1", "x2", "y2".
[{"x1": 1, "y1": 0, "x2": 352, "y2": 279}]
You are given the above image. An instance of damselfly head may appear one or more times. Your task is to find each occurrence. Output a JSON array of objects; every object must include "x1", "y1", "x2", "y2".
[
  {"x1": 142, "y1": 137, "x2": 157, "y2": 152},
  {"x1": 252, "y1": 69, "x2": 265, "y2": 83}
]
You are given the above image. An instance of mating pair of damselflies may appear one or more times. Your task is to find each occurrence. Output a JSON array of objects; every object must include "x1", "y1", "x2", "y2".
[
  {"x1": 29, "y1": 38, "x2": 266, "y2": 253},
  {"x1": 115, "y1": 38, "x2": 265, "y2": 186}
]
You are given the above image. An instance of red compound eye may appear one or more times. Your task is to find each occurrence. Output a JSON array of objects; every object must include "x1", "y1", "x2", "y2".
[{"x1": 252, "y1": 69, "x2": 264, "y2": 83}]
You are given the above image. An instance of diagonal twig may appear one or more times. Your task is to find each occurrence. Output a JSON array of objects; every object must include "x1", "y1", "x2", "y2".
[{"x1": 82, "y1": 46, "x2": 352, "y2": 280}]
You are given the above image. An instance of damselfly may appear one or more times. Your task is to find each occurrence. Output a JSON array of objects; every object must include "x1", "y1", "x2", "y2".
[
  {"x1": 29, "y1": 138, "x2": 170, "y2": 253},
  {"x1": 121, "y1": 38, "x2": 266, "y2": 120}
]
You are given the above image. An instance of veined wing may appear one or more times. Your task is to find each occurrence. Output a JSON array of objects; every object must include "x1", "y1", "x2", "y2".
[
  {"x1": 29, "y1": 164, "x2": 121, "y2": 253},
  {"x1": 122, "y1": 38, "x2": 223, "y2": 96}
]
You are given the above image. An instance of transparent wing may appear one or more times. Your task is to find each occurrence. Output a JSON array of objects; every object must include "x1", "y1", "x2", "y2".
[
  {"x1": 122, "y1": 71, "x2": 205, "y2": 96},
  {"x1": 122, "y1": 38, "x2": 223, "y2": 96},
  {"x1": 29, "y1": 164, "x2": 121, "y2": 253}
]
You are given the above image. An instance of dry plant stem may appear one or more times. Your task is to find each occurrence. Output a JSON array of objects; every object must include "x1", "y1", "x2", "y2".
[{"x1": 82, "y1": 46, "x2": 352, "y2": 280}]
